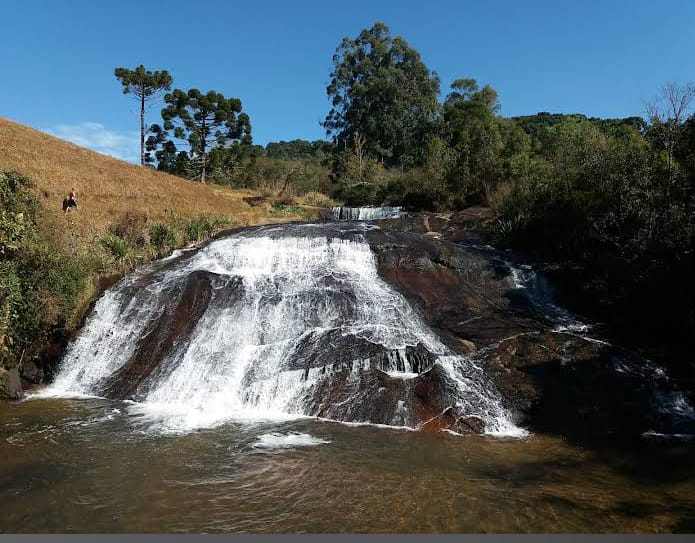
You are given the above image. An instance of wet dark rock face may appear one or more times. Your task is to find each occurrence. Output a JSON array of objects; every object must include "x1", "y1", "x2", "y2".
[
  {"x1": 363, "y1": 221, "x2": 695, "y2": 440},
  {"x1": 0, "y1": 367, "x2": 23, "y2": 400}
]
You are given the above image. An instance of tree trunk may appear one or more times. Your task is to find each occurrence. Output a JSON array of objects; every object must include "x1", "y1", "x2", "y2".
[
  {"x1": 140, "y1": 89, "x2": 146, "y2": 166},
  {"x1": 200, "y1": 119, "x2": 207, "y2": 183}
]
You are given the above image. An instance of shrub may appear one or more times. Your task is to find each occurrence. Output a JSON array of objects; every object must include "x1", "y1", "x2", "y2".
[
  {"x1": 148, "y1": 222, "x2": 177, "y2": 256},
  {"x1": 111, "y1": 211, "x2": 149, "y2": 248},
  {"x1": 183, "y1": 215, "x2": 233, "y2": 244},
  {"x1": 271, "y1": 203, "x2": 308, "y2": 219},
  {"x1": 99, "y1": 234, "x2": 137, "y2": 267}
]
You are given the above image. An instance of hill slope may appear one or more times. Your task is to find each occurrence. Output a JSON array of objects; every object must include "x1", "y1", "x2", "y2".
[{"x1": 0, "y1": 117, "x2": 295, "y2": 240}]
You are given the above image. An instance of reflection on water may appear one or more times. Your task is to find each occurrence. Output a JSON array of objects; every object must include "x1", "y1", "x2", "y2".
[{"x1": 1, "y1": 397, "x2": 695, "y2": 533}]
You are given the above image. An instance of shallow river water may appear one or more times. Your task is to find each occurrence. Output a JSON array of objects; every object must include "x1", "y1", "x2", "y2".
[{"x1": 2, "y1": 396, "x2": 694, "y2": 533}]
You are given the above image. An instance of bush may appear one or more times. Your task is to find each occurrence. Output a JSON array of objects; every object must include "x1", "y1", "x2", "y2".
[
  {"x1": 99, "y1": 234, "x2": 137, "y2": 267},
  {"x1": 271, "y1": 203, "x2": 308, "y2": 219},
  {"x1": 110, "y1": 211, "x2": 149, "y2": 248},
  {"x1": 183, "y1": 215, "x2": 233, "y2": 244},
  {"x1": 0, "y1": 171, "x2": 98, "y2": 370},
  {"x1": 148, "y1": 222, "x2": 178, "y2": 256},
  {"x1": 334, "y1": 182, "x2": 379, "y2": 206}
]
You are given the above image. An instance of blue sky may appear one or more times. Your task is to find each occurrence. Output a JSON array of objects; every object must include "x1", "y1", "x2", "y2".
[{"x1": 1, "y1": 0, "x2": 694, "y2": 163}]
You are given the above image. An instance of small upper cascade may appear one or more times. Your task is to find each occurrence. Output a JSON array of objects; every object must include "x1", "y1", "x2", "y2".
[{"x1": 330, "y1": 206, "x2": 403, "y2": 220}]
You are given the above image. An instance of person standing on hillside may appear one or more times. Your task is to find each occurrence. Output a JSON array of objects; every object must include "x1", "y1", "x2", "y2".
[{"x1": 63, "y1": 187, "x2": 79, "y2": 213}]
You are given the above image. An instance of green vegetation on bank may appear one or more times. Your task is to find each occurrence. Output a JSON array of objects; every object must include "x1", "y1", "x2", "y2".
[{"x1": 1, "y1": 171, "x2": 96, "y2": 373}]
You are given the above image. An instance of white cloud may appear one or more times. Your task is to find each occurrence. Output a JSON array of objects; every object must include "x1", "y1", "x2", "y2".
[{"x1": 42, "y1": 122, "x2": 140, "y2": 163}]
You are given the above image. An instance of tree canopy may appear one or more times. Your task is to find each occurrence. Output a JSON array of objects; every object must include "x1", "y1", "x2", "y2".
[
  {"x1": 147, "y1": 89, "x2": 252, "y2": 182},
  {"x1": 324, "y1": 22, "x2": 440, "y2": 168}
]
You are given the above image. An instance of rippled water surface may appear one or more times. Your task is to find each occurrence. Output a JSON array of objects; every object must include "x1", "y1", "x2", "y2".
[{"x1": 2, "y1": 397, "x2": 695, "y2": 533}]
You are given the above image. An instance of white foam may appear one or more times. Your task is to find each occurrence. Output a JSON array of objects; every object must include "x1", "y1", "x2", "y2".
[
  {"x1": 126, "y1": 401, "x2": 307, "y2": 435},
  {"x1": 251, "y1": 432, "x2": 331, "y2": 449},
  {"x1": 331, "y1": 206, "x2": 402, "y2": 220}
]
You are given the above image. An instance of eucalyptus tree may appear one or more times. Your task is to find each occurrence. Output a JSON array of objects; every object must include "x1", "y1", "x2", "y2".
[
  {"x1": 442, "y1": 78, "x2": 503, "y2": 201},
  {"x1": 114, "y1": 65, "x2": 173, "y2": 165},
  {"x1": 324, "y1": 22, "x2": 440, "y2": 168},
  {"x1": 148, "y1": 89, "x2": 252, "y2": 182}
]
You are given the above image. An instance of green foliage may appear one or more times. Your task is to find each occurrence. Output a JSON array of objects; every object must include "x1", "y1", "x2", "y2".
[
  {"x1": 183, "y1": 215, "x2": 232, "y2": 243},
  {"x1": 114, "y1": 65, "x2": 173, "y2": 100},
  {"x1": 491, "y1": 111, "x2": 695, "y2": 342},
  {"x1": 271, "y1": 203, "x2": 308, "y2": 218},
  {"x1": 147, "y1": 88, "x2": 252, "y2": 182},
  {"x1": 324, "y1": 21, "x2": 440, "y2": 168},
  {"x1": 0, "y1": 171, "x2": 39, "y2": 257},
  {"x1": 99, "y1": 234, "x2": 137, "y2": 268},
  {"x1": 148, "y1": 222, "x2": 178, "y2": 256},
  {"x1": 442, "y1": 78, "x2": 504, "y2": 203},
  {"x1": 0, "y1": 171, "x2": 96, "y2": 368},
  {"x1": 266, "y1": 140, "x2": 333, "y2": 160},
  {"x1": 114, "y1": 65, "x2": 173, "y2": 165}
]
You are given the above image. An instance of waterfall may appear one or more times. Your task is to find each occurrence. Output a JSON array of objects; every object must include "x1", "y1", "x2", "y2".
[
  {"x1": 46, "y1": 225, "x2": 520, "y2": 435},
  {"x1": 330, "y1": 206, "x2": 402, "y2": 220}
]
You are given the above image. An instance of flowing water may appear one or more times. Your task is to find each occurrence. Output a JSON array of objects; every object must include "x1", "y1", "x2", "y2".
[
  {"x1": 2, "y1": 220, "x2": 695, "y2": 533},
  {"x1": 43, "y1": 222, "x2": 520, "y2": 435},
  {"x1": 330, "y1": 206, "x2": 403, "y2": 220}
]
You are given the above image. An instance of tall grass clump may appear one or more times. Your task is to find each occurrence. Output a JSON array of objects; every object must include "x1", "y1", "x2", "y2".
[
  {"x1": 98, "y1": 234, "x2": 137, "y2": 268},
  {"x1": 148, "y1": 222, "x2": 178, "y2": 257},
  {"x1": 183, "y1": 215, "x2": 233, "y2": 244}
]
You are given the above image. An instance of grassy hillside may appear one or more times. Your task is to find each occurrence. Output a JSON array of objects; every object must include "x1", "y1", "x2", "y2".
[{"x1": 0, "y1": 117, "x2": 302, "y2": 241}]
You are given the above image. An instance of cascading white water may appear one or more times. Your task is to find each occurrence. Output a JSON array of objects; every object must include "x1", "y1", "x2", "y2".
[
  {"x1": 330, "y1": 206, "x2": 402, "y2": 220},
  {"x1": 46, "y1": 227, "x2": 521, "y2": 435}
]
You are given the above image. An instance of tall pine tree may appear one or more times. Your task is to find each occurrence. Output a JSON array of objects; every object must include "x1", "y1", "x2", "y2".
[
  {"x1": 148, "y1": 89, "x2": 252, "y2": 182},
  {"x1": 114, "y1": 65, "x2": 173, "y2": 165}
]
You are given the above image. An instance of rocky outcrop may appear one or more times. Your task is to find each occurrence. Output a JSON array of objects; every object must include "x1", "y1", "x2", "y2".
[
  {"x1": 0, "y1": 367, "x2": 23, "y2": 400},
  {"x1": 379, "y1": 207, "x2": 497, "y2": 244},
  {"x1": 45, "y1": 218, "x2": 695, "y2": 439},
  {"x1": 363, "y1": 222, "x2": 695, "y2": 440}
]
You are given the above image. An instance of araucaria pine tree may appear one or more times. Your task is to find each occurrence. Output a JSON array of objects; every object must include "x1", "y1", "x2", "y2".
[
  {"x1": 148, "y1": 89, "x2": 252, "y2": 182},
  {"x1": 114, "y1": 65, "x2": 173, "y2": 165}
]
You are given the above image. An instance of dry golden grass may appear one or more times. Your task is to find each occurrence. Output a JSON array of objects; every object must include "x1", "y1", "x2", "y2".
[{"x1": 0, "y1": 117, "x2": 302, "y2": 241}]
